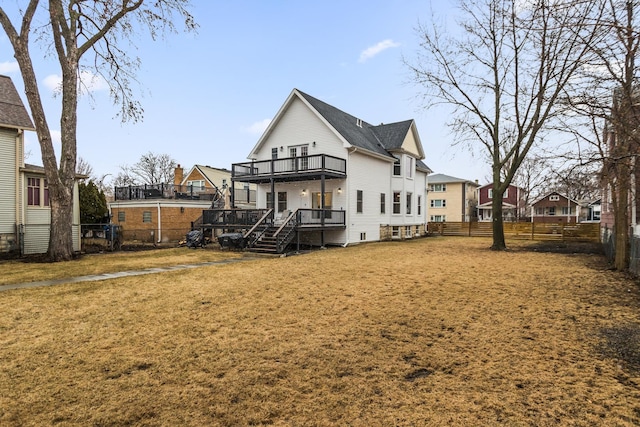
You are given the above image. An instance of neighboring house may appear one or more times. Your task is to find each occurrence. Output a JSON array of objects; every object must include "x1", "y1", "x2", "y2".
[
  {"x1": 427, "y1": 173, "x2": 479, "y2": 222},
  {"x1": 0, "y1": 75, "x2": 82, "y2": 255},
  {"x1": 477, "y1": 183, "x2": 525, "y2": 222},
  {"x1": 110, "y1": 165, "x2": 256, "y2": 243},
  {"x1": 582, "y1": 199, "x2": 601, "y2": 223},
  {"x1": 529, "y1": 191, "x2": 580, "y2": 223},
  {"x1": 210, "y1": 88, "x2": 431, "y2": 253},
  {"x1": 178, "y1": 164, "x2": 256, "y2": 208}
]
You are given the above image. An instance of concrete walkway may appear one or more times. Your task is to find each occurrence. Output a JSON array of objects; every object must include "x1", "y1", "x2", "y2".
[{"x1": 0, "y1": 258, "x2": 251, "y2": 293}]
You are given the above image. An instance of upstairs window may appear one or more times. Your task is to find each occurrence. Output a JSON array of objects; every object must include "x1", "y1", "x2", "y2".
[
  {"x1": 393, "y1": 157, "x2": 401, "y2": 176},
  {"x1": 271, "y1": 147, "x2": 278, "y2": 159},
  {"x1": 393, "y1": 192, "x2": 401, "y2": 214},
  {"x1": 430, "y1": 199, "x2": 446, "y2": 208},
  {"x1": 406, "y1": 157, "x2": 414, "y2": 178},
  {"x1": 550, "y1": 195, "x2": 560, "y2": 201},
  {"x1": 429, "y1": 184, "x2": 446, "y2": 192},
  {"x1": 406, "y1": 192, "x2": 412, "y2": 215},
  {"x1": 357, "y1": 190, "x2": 363, "y2": 213},
  {"x1": 27, "y1": 177, "x2": 40, "y2": 206}
]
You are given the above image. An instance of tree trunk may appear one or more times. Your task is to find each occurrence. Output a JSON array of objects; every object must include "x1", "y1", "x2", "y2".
[
  {"x1": 48, "y1": 185, "x2": 74, "y2": 261},
  {"x1": 613, "y1": 175, "x2": 630, "y2": 271},
  {"x1": 491, "y1": 190, "x2": 506, "y2": 250}
]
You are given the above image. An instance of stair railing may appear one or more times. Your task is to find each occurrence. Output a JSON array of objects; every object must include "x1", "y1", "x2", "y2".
[
  {"x1": 243, "y1": 208, "x2": 274, "y2": 248},
  {"x1": 274, "y1": 210, "x2": 298, "y2": 253}
]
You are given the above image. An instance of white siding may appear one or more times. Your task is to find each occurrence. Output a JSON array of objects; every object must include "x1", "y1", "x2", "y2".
[
  {"x1": 0, "y1": 129, "x2": 16, "y2": 234},
  {"x1": 24, "y1": 208, "x2": 50, "y2": 254},
  {"x1": 347, "y1": 153, "x2": 392, "y2": 243},
  {"x1": 255, "y1": 98, "x2": 348, "y2": 161}
]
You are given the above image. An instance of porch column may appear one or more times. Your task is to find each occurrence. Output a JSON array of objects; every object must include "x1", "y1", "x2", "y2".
[
  {"x1": 230, "y1": 178, "x2": 235, "y2": 208},
  {"x1": 270, "y1": 178, "x2": 275, "y2": 211},
  {"x1": 321, "y1": 174, "x2": 325, "y2": 247}
]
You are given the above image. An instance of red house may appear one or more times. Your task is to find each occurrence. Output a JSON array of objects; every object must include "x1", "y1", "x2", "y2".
[
  {"x1": 529, "y1": 192, "x2": 580, "y2": 223},
  {"x1": 477, "y1": 183, "x2": 525, "y2": 222}
]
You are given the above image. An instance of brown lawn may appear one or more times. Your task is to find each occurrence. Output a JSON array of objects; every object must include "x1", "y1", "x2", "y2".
[{"x1": 0, "y1": 237, "x2": 639, "y2": 426}]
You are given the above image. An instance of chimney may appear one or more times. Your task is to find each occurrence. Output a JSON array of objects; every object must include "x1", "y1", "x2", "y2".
[{"x1": 174, "y1": 164, "x2": 183, "y2": 186}]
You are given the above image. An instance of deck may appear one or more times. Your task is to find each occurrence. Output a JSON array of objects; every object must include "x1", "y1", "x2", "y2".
[{"x1": 231, "y1": 154, "x2": 346, "y2": 184}]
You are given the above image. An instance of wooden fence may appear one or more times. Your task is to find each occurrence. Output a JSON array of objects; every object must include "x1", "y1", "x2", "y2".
[{"x1": 427, "y1": 221, "x2": 601, "y2": 242}]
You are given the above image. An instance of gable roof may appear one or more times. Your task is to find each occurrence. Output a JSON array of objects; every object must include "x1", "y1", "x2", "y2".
[
  {"x1": 0, "y1": 75, "x2": 35, "y2": 130},
  {"x1": 428, "y1": 173, "x2": 478, "y2": 185},
  {"x1": 249, "y1": 89, "x2": 428, "y2": 167},
  {"x1": 530, "y1": 191, "x2": 579, "y2": 206},
  {"x1": 181, "y1": 164, "x2": 231, "y2": 189}
]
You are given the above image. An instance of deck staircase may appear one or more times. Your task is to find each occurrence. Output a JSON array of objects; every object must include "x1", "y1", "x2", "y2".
[
  {"x1": 247, "y1": 226, "x2": 280, "y2": 254},
  {"x1": 244, "y1": 210, "x2": 298, "y2": 255}
]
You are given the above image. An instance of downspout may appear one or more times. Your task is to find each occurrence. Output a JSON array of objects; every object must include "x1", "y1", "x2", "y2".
[
  {"x1": 15, "y1": 130, "x2": 22, "y2": 251},
  {"x1": 157, "y1": 202, "x2": 162, "y2": 243}
]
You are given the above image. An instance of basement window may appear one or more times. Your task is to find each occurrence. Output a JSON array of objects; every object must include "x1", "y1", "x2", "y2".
[{"x1": 143, "y1": 211, "x2": 152, "y2": 223}]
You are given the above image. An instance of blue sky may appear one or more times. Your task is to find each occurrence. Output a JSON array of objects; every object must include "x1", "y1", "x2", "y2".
[{"x1": 0, "y1": 1, "x2": 490, "y2": 185}]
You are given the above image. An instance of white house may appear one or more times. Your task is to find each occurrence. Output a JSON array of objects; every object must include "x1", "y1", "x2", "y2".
[
  {"x1": 216, "y1": 88, "x2": 431, "y2": 253},
  {"x1": 0, "y1": 75, "x2": 82, "y2": 255}
]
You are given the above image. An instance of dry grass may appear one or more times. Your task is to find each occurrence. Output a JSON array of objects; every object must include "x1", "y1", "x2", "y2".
[
  {"x1": 0, "y1": 248, "x2": 242, "y2": 286},
  {"x1": 1, "y1": 237, "x2": 639, "y2": 426}
]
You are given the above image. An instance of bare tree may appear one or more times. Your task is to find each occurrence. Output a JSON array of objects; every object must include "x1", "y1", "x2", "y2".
[
  {"x1": 0, "y1": 1, "x2": 195, "y2": 261},
  {"x1": 406, "y1": 0, "x2": 602, "y2": 250},
  {"x1": 568, "y1": 0, "x2": 640, "y2": 270},
  {"x1": 76, "y1": 156, "x2": 94, "y2": 180},
  {"x1": 115, "y1": 152, "x2": 177, "y2": 185}
]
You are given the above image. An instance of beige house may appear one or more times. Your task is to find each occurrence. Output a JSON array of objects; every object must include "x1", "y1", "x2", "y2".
[
  {"x1": 427, "y1": 173, "x2": 479, "y2": 222},
  {"x1": 178, "y1": 164, "x2": 255, "y2": 207}
]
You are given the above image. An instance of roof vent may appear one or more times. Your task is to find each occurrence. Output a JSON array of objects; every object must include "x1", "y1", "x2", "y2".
[{"x1": 356, "y1": 118, "x2": 362, "y2": 128}]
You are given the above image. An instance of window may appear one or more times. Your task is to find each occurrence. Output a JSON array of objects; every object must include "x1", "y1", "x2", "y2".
[
  {"x1": 271, "y1": 147, "x2": 278, "y2": 159},
  {"x1": 561, "y1": 206, "x2": 571, "y2": 215},
  {"x1": 187, "y1": 180, "x2": 205, "y2": 192},
  {"x1": 300, "y1": 145, "x2": 309, "y2": 170},
  {"x1": 360, "y1": 232, "x2": 366, "y2": 241},
  {"x1": 143, "y1": 211, "x2": 152, "y2": 223},
  {"x1": 429, "y1": 184, "x2": 446, "y2": 192},
  {"x1": 406, "y1": 157, "x2": 414, "y2": 178},
  {"x1": 406, "y1": 192, "x2": 412, "y2": 215},
  {"x1": 357, "y1": 190, "x2": 363, "y2": 213},
  {"x1": 550, "y1": 195, "x2": 560, "y2": 201},
  {"x1": 27, "y1": 177, "x2": 40, "y2": 206},
  {"x1": 266, "y1": 192, "x2": 274, "y2": 209},
  {"x1": 488, "y1": 188, "x2": 508, "y2": 198},
  {"x1": 535, "y1": 207, "x2": 544, "y2": 215},
  {"x1": 393, "y1": 192, "x2": 401, "y2": 214},
  {"x1": 430, "y1": 199, "x2": 446, "y2": 208},
  {"x1": 393, "y1": 157, "x2": 401, "y2": 176},
  {"x1": 430, "y1": 215, "x2": 446, "y2": 222},
  {"x1": 392, "y1": 226, "x2": 400, "y2": 237},
  {"x1": 548, "y1": 207, "x2": 556, "y2": 216},
  {"x1": 406, "y1": 227, "x2": 412, "y2": 237},
  {"x1": 417, "y1": 195, "x2": 422, "y2": 215},
  {"x1": 43, "y1": 180, "x2": 49, "y2": 207},
  {"x1": 118, "y1": 211, "x2": 126, "y2": 222},
  {"x1": 380, "y1": 193, "x2": 386, "y2": 214},
  {"x1": 277, "y1": 192, "x2": 287, "y2": 212}
]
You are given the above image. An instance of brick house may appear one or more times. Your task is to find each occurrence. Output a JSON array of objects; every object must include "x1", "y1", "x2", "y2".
[{"x1": 110, "y1": 164, "x2": 256, "y2": 243}]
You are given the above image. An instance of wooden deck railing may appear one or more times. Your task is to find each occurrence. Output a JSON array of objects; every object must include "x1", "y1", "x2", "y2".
[{"x1": 427, "y1": 221, "x2": 601, "y2": 242}]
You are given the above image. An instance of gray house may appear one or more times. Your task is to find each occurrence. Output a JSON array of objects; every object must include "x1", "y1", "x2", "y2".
[{"x1": 0, "y1": 75, "x2": 81, "y2": 255}]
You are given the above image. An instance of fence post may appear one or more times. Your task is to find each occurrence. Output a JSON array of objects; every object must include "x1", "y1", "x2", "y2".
[
  {"x1": 468, "y1": 220, "x2": 472, "y2": 237},
  {"x1": 531, "y1": 220, "x2": 534, "y2": 240}
]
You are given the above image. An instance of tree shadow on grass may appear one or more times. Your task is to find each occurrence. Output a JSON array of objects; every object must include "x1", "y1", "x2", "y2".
[{"x1": 599, "y1": 324, "x2": 640, "y2": 378}]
